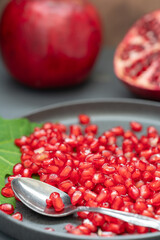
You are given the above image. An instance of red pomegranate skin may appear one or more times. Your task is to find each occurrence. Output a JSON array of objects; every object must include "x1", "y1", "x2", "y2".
[{"x1": 0, "y1": 0, "x2": 102, "y2": 88}]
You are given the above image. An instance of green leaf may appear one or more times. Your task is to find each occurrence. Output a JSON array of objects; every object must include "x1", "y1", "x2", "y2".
[{"x1": 0, "y1": 117, "x2": 42, "y2": 207}]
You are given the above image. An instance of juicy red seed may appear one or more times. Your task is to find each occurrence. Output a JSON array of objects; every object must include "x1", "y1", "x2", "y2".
[
  {"x1": 46, "y1": 198, "x2": 53, "y2": 208},
  {"x1": 58, "y1": 180, "x2": 74, "y2": 192},
  {"x1": 82, "y1": 219, "x2": 97, "y2": 232},
  {"x1": 70, "y1": 125, "x2": 82, "y2": 136},
  {"x1": 1, "y1": 187, "x2": 14, "y2": 198},
  {"x1": 59, "y1": 166, "x2": 72, "y2": 178},
  {"x1": 65, "y1": 224, "x2": 75, "y2": 233},
  {"x1": 149, "y1": 180, "x2": 160, "y2": 191},
  {"x1": 149, "y1": 192, "x2": 160, "y2": 206},
  {"x1": 22, "y1": 168, "x2": 32, "y2": 177},
  {"x1": 0, "y1": 203, "x2": 14, "y2": 215},
  {"x1": 134, "y1": 200, "x2": 147, "y2": 212},
  {"x1": 102, "y1": 164, "x2": 115, "y2": 174},
  {"x1": 12, "y1": 212, "x2": 23, "y2": 221},
  {"x1": 96, "y1": 188, "x2": 109, "y2": 203},
  {"x1": 130, "y1": 121, "x2": 142, "y2": 132},
  {"x1": 128, "y1": 185, "x2": 140, "y2": 200},
  {"x1": 111, "y1": 196, "x2": 123, "y2": 210},
  {"x1": 50, "y1": 192, "x2": 65, "y2": 212},
  {"x1": 71, "y1": 191, "x2": 83, "y2": 205},
  {"x1": 84, "y1": 190, "x2": 97, "y2": 201},
  {"x1": 13, "y1": 163, "x2": 24, "y2": 175},
  {"x1": 79, "y1": 114, "x2": 90, "y2": 125},
  {"x1": 140, "y1": 185, "x2": 151, "y2": 199},
  {"x1": 111, "y1": 126, "x2": 124, "y2": 136},
  {"x1": 85, "y1": 125, "x2": 98, "y2": 134}
]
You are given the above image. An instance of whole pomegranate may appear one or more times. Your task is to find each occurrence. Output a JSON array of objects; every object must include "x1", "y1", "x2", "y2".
[
  {"x1": 0, "y1": 0, "x2": 102, "y2": 88},
  {"x1": 114, "y1": 10, "x2": 160, "y2": 100}
]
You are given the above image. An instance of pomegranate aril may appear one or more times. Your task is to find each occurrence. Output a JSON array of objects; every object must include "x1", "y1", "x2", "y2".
[
  {"x1": 136, "y1": 226, "x2": 149, "y2": 234},
  {"x1": 111, "y1": 196, "x2": 123, "y2": 210},
  {"x1": 130, "y1": 121, "x2": 142, "y2": 132},
  {"x1": 76, "y1": 225, "x2": 91, "y2": 235},
  {"x1": 1, "y1": 187, "x2": 14, "y2": 198},
  {"x1": 96, "y1": 188, "x2": 109, "y2": 203},
  {"x1": 128, "y1": 185, "x2": 140, "y2": 200},
  {"x1": 134, "y1": 201, "x2": 147, "y2": 213},
  {"x1": 71, "y1": 191, "x2": 83, "y2": 205},
  {"x1": 85, "y1": 124, "x2": 98, "y2": 134},
  {"x1": 92, "y1": 173, "x2": 104, "y2": 184},
  {"x1": 0, "y1": 203, "x2": 14, "y2": 215},
  {"x1": 140, "y1": 185, "x2": 151, "y2": 199},
  {"x1": 84, "y1": 189, "x2": 97, "y2": 201},
  {"x1": 50, "y1": 192, "x2": 65, "y2": 212},
  {"x1": 46, "y1": 198, "x2": 53, "y2": 208},
  {"x1": 13, "y1": 163, "x2": 24, "y2": 175},
  {"x1": 149, "y1": 192, "x2": 160, "y2": 206},
  {"x1": 90, "y1": 213, "x2": 105, "y2": 226},
  {"x1": 12, "y1": 212, "x2": 23, "y2": 221},
  {"x1": 149, "y1": 180, "x2": 160, "y2": 191},
  {"x1": 125, "y1": 223, "x2": 136, "y2": 234},
  {"x1": 79, "y1": 114, "x2": 90, "y2": 125},
  {"x1": 59, "y1": 165, "x2": 72, "y2": 178},
  {"x1": 82, "y1": 218, "x2": 97, "y2": 232},
  {"x1": 58, "y1": 180, "x2": 74, "y2": 192}
]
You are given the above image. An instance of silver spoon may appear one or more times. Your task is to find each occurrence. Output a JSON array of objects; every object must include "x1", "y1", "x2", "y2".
[{"x1": 11, "y1": 177, "x2": 160, "y2": 230}]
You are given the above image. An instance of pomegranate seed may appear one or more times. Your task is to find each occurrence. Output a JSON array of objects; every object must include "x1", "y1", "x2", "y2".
[
  {"x1": 1, "y1": 187, "x2": 14, "y2": 198},
  {"x1": 13, "y1": 163, "x2": 24, "y2": 175},
  {"x1": 149, "y1": 192, "x2": 160, "y2": 206},
  {"x1": 85, "y1": 125, "x2": 98, "y2": 134},
  {"x1": 46, "y1": 198, "x2": 53, "y2": 208},
  {"x1": 128, "y1": 185, "x2": 140, "y2": 200},
  {"x1": 71, "y1": 191, "x2": 83, "y2": 205},
  {"x1": 12, "y1": 212, "x2": 23, "y2": 221},
  {"x1": 0, "y1": 203, "x2": 14, "y2": 215},
  {"x1": 79, "y1": 114, "x2": 90, "y2": 125},
  {"x1": 130, "y1": 121, "x2": 142, "y2": 132},
  {"x1": 83, "y1": 218, "x2": 97, "y2": 232},
  {"x1": 58, "y1": 180, "x2": 74, "y2": 192},
  {"x1": 50, "y1": 192, "x2": 65, "y2": 212},
  {"x1": 84, "y1": 190, "x2": 97, "y2": 201},
  {"x1": 76, "y1": 225, "x2": 91, "y2": 235}
]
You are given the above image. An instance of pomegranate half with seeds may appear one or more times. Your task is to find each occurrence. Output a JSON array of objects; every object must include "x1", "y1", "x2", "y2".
[
  {"x1": 0, "y1": 0, "x2": 102, "y2": 88},
  {"x1": 114, "y1": 10, "x2": 160, "y2": 100}
]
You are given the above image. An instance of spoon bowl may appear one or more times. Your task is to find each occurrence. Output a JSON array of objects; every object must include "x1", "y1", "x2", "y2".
[{"x1": 11, "y1": 177, "x2": 160, "y2": 231}]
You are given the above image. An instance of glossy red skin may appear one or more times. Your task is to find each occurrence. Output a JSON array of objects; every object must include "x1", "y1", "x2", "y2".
[{"x1": 0, "y1": 0, "x2": 102, "y2": 88}]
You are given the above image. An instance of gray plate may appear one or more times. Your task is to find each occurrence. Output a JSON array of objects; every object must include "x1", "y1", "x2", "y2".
[{"x1": 1, "y1": 98, "x2": 160, "y2": 240}]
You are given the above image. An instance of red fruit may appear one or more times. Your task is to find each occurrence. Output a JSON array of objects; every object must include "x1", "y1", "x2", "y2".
[
  {"x1": 114, "y1": 10, "x2": 160, "y2": 100},
  {"x1": 0, "y1": 0, "x2": 102, "y2": 88}
]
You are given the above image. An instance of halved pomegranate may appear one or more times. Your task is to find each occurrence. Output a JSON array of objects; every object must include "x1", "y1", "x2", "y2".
[{"x1": 114, "y1": 10, "x2": 160, "y2": 100}]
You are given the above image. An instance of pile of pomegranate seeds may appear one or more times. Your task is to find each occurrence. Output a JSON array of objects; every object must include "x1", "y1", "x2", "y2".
[{"x1": 1, "y1": 114, "x2": 160, "y2": 235}]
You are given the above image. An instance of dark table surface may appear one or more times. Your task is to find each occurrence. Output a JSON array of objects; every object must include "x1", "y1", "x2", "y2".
[{"x1": 0, "y1": 47, "x2": 156, "y2": 240}]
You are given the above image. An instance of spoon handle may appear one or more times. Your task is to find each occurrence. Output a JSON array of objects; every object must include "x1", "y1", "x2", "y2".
[{"x1": 75, "y1": 206, "x2": 160, "y2": 230}]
